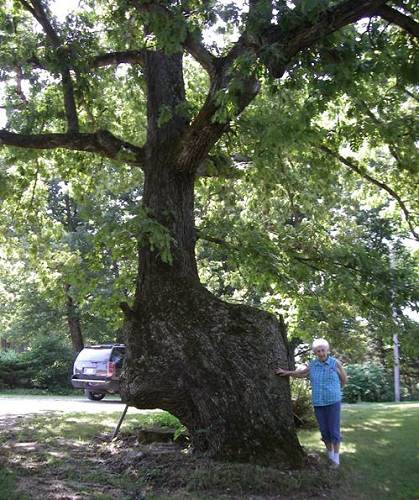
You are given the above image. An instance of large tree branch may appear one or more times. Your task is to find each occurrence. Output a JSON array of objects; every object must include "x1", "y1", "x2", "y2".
[
  {"x1": 175, "y1": 3, "x2": 270, "y2": 172},
  {"x1": 318, "y1": 144, "x2": 419, "y2": 241},
  {"x1": 263, "y1": 0, "x2": 389, "y2": 77},
  {"x1": 0, "y1": 129, "x2": 145, "y2": 166},
  {"x1": 176, "y1": 1, "x2": 390, "y2": 172},
  {"x1": 4, "y1": 50, "x2": 146, "y2": 73},
  {"x1": 19, "y1": 0, "x2": 79, "y2": 132},
  {"x1": 376, "y1": 4, "x2": 419, "y2": 37},
  {"x1": 19, "y1": 0, "x2": 58, "y2": 43},
  {"x1": 89, "y1": 50, "x2": 147, "y2": 68},
  {"x1": 175, "y1": 74, "x2": 259, "y2": 172},
  {"x1": 224, "y1": 0, "x2": 274, "y2": 63},
  {"x1": 183, "y1": 31, "x2": 218, "y2": 77}
]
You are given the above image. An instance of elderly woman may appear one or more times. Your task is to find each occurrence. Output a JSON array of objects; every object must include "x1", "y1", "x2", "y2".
[{"x1": 275, "y1": 338, "x2": 347, "y2": 468}]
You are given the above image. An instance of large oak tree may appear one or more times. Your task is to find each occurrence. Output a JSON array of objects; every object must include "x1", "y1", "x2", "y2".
[{"x1": 0, "y1": 0, "x2": 417, "y2": 465}]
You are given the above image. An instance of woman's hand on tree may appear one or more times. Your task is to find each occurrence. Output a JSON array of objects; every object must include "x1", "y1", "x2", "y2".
[{"x1": 275, "y1": 367, "x2": 289, "y2": 376}]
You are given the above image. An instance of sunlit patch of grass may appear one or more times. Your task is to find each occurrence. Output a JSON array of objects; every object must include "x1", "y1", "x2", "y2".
[
  {"x1": 13, "y1": 410, "x2": 182, "y2": 443},
  {"x1": 123, "y1": 410, "x2": 183, "y2": 431},
  {"x1": 0, "y1": 468, "x2": 28, "y2": 500},
  {"x1": 184, "y1": 461, "x2": 335, "y2": 497},
  {"x1": 299, "y1": 402, "x2": 419, "y2": 500}
]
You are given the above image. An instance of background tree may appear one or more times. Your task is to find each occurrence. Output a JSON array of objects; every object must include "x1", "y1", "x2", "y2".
[
  {"x1": 0, "y1": 0, "x2": 418, "y2": 465},
  {"x1": 0, "y1": 156, "x2": 141, "y2": 350}
]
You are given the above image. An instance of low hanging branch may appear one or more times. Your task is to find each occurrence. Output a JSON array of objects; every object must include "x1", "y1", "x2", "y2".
[
  {"x1": 318, "y1": 144, "x2": 419, "y2": 241},
  {"x1": 5, "y1": 50, "x2": 147, "y2": 73},
  {"x1": 0, "y1": 129, "x2": 145, "y2": 166}
]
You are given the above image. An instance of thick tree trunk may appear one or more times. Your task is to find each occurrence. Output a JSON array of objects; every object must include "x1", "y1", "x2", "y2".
[
  {"x1": 121, "y1": 161, "x2": 303, "y2": 465},
  {"x1": 122, "y1": 282, "x2": 303, "y2": 465},
  {"x1": 120, "y1": 50, "x2": 304, "y2": 467}
]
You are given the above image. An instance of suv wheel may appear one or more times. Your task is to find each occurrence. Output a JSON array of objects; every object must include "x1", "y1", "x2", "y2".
[{"x1": 85, "y1": 390, "x2": 105, "y2": 401}]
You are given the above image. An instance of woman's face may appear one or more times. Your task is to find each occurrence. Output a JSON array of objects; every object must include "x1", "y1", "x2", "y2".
[{"x1": 314, "y1": 346, "x2": 329, "y2": 361}]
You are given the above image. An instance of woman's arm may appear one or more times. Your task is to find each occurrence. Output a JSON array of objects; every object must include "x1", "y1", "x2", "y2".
[
  {"x1": 336, "y1": 360, "x2": 348, "y2": 386},
  {"x1": 275, "y1": 366, "x2": 309, "y2": 378}
]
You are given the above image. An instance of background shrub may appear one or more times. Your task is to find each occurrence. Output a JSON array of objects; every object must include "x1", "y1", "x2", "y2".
[
  {"x1": 0, "y1": 336, "x2": 74, "y2": 390},
  {"x1": 26, "y1": 336, "x2": 74, "y2": 389},
  {"x1": 343, "y1": 363, "x2": 393, "y2": 403},
  {"x1": 0, "y1": 350, "x2": 34, "y2": 389},
  {"x1": 290, "y1": 379, "x2": 317, "y2": 428}
]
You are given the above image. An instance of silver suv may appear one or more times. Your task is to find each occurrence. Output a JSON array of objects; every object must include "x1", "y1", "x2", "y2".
[{"x1": 71, "y1": 344, "x2": 126, "y2": 400}]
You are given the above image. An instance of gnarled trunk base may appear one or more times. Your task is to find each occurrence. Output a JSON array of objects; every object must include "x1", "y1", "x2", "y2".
[{"x1": 120, "y1": 280, "x2": 304, "y2": 467}]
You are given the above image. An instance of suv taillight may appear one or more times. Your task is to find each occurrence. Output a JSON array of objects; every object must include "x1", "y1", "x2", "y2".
[{"x1": 107, "y1": 361, "x2": 116, "y2": 377}]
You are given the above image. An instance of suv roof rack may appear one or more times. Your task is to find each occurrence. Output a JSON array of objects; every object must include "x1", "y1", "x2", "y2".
[{"x1": 86, "y1": 343, "x2": 126, "y2": 348}]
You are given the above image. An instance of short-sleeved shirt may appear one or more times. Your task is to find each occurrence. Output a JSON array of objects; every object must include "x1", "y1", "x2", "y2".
[{"x1": 309, "y1": 355, "x2": 342, "y2": 407}]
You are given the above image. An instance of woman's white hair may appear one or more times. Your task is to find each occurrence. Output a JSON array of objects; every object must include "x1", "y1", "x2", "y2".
[{"x1": 312, "y1": 338, "x2": 329, "y2": 350}]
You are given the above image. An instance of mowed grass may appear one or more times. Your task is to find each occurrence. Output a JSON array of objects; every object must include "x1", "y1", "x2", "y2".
[
  {"x1": 0, "y1": 402, "x2": 417, "y2": 499},
  {"x1": 299, "y1": 402, "x2": 419, "y2": 500}
]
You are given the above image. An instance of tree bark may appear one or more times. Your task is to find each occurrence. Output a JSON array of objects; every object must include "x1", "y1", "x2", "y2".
[
  {"x1": 123, "y1": 281, "x2": 303, "y2": 465},
  {"x1": 120, "y1": 50, "x2": 303, "y2": 466},
  {"x1": 64, "y1": 283, "x2": 84, "y2": 353},
  {"x1": 63, "y1": 193, "x2": 84, "y2": 353}
]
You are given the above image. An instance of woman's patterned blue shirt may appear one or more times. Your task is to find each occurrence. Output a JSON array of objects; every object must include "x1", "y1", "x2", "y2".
[{"x1": 309, "y1": 355, "x2": 342, "y2": 406}]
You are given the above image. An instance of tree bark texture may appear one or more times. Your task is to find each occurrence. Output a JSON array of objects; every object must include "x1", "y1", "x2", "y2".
[
  {"x1": 120, "y1": 51, "x2": 303, "y2": 466},
  {"x1": 63, "y1": 194, "x2": 84, "y2": 353},
  {"x1": 64, "y1": 283, "x2": 84, "y2": 353},
  {"x1": 122, "y1": 283, "x2": 303, "y2": 465}
]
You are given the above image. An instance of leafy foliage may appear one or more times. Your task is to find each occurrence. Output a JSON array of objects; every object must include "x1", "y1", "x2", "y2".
[
  {"x1": 290, "y1": 379, "x2": 317, "y2": 428},
  {"x1": 0, "y1": 336, "x2": 73, "y2": 389},
  {"x1": 343, "y1": 363, "x2": 394, "y2": 403}
]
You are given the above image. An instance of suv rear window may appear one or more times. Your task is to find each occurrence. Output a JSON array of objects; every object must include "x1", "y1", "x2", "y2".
[
  {"x1": 76, "y1": 348, "x2": 113, "y2": 362},
  {"x1": 111, "y1": 348, "x2": 125, "y2": 365}
]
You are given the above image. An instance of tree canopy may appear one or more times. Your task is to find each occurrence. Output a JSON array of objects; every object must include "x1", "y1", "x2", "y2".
[{"x1": 1, "y1": 0, "x2": 417, "y2": 353}]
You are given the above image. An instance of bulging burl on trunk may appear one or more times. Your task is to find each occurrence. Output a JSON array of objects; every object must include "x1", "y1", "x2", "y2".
[{"x1": 120, "y1": 279, "x2": 304, "y2": 467}]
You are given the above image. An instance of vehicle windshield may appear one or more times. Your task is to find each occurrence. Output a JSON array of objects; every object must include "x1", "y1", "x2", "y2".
[{"x1": 76, "y1": 348, "x2": 113, "y2": 362}]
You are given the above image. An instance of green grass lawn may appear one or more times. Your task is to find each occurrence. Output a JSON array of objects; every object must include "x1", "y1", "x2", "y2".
[
  {"x1": 299, "y1": 402, "x2": 419, "y2": 500},
  {"x1": 0, "y1": 401, "x2": 417, "y2": 499},
  {"x1": 0, "y1": 388, "x2": 82, "y2": 396}
]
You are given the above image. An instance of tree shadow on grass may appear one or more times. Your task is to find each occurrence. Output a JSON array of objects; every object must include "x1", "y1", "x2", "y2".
[
  {"x1": 0, "y1": 412, "x2": 340, "y2": 500},
  {"x1": 0, "y1": 412, "x2": 134, "y2": 499}
]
